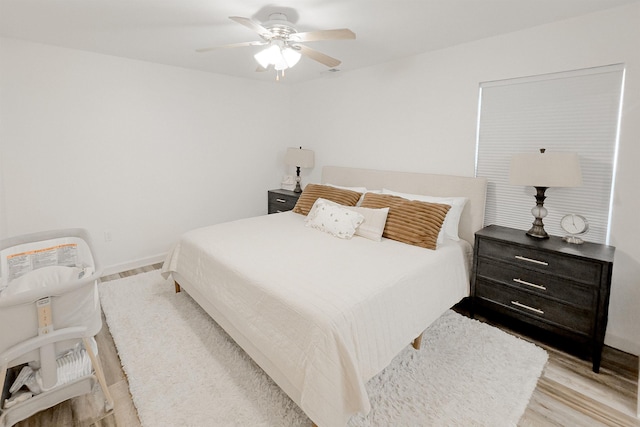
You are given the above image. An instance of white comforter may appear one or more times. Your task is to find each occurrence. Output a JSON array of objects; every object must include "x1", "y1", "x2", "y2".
[{"x1": 161, "y1": 212, "x2": 470, "y2": 427}]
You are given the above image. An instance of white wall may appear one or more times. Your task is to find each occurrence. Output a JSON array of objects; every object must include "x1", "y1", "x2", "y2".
[
  {"x1": 291, "y1": 4, "x2": 640, "y2": 354},
  {"x1": 0, "y1": 38, "x2": 291, "y2": 273}
]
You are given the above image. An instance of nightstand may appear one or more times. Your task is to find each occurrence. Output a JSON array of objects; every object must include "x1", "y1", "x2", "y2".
[
  {"x1": 471, "y1": 224, "x2": 615, "y2": 373},
  {"x1": 268, "y1": 189, "x2": 301, "y2": 214}
]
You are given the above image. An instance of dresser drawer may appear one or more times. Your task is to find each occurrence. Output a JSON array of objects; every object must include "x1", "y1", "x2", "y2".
[
  {"x1": 477, "y1": 239, "x2": 601, "y2": 285},
  {"x1": 475, "y1": 279, "x2": 593, "y2": 335},
  {"x1": 476, "y1": 259, "x2": 596, "y2": 309}
]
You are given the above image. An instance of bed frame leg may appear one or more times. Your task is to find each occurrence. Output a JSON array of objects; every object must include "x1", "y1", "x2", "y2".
[
  {"x1": 412, "y1": 332, "x2": 423, "y2": 350},
  {"x1": 174, "y1": 281, "x2": 181, "y2": 293}
]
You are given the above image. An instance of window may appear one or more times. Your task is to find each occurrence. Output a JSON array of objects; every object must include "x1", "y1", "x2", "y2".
[{"x1": 476, "y1": 64, "x2": 624, "y2": 244}]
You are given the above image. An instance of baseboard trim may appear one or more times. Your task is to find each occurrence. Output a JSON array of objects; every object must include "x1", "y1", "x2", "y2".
[
  {"x1": 605, "y1": 334, "x2": 640, "y2": 356},
  {"x1": 102, "y1": 253, "x2": 166, "y2": 276}
]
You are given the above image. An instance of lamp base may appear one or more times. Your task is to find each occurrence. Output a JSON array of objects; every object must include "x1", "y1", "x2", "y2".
[
  {"x1": 294, "y1": 167, "x2": 302, "y2": 193},
  {"x1": 526, "y1": 225, "x2": 549, "y2": 239},
  {"x1": 525, "y1": 186, "x2": 550, "y2": 239}
]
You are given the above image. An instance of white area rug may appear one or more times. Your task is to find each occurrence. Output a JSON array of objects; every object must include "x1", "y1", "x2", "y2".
[{"x1": 99, "y1": 270, "x2": 548, "y2": 427}]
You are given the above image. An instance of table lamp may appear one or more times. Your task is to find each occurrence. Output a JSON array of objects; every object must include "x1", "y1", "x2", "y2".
[
  {"x1": 510, "y1": 148, "x2": 582, "y2": 239},
  {"x1": 284, "y1": 147, "x2": 315, "y2": 193}
]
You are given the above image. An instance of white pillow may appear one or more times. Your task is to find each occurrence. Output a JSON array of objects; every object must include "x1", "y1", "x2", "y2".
[
  {"x1": 381, "y1": 189, "x2": 468, "y2": 242},
  {"x1": 345, "y1": 205, "x2": 389, "y2": 241},
  {"x1": 0, "y1": 265, "x2": 83, "y2": 299},
  {"x1": 305, "y1": 198, "x2": 365, "y2": 239}
]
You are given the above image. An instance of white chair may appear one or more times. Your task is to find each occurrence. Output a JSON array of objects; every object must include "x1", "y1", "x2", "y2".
[{"x1": 0, "y1": 229, "x2": 113, "y2": 427}]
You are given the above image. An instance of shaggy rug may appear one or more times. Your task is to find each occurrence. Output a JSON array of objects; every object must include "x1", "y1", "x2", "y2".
[{"x1": 99, "y1": 270, "x2": 548, "y2": 427}]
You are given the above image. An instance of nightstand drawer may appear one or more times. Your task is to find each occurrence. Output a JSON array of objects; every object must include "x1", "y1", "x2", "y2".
[
  {"x1": 478, "y1": 239, "x2": 601, "y2": 285},
  {"x1": 269, "y1": 198, "x2": 297, "y2": 211},
  {"x1": 268, "y1": 189, "x2": 300, "y2": 214},
  {"x1": 476, "y1": 279, "x2": 593, "y2": 335},
  {"x1": 476, "y1": 259, "x2": 596, "y2": 309}
]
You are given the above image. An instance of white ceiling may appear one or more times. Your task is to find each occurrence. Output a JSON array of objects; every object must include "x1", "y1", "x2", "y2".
[{"x1": 1, "y1": 0, "x2": 637, "y2": 84}]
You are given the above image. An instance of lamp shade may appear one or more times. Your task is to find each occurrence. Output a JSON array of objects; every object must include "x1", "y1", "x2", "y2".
[
  {"x1": 510, "y1": 150, "x2": 582, "y2": 187},
  {"x1": 285, "y1": 147, "x2": 314, "y2": 168}
]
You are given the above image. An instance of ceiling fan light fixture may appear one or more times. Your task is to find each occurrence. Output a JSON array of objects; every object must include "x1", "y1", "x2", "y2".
[
  {"x1": 254, "y1": 42, "x2": 301, "y2": 71},
  {"x1": 282, "y1": 47, "x2": 301, "y2": 68},
  {"x1": 254, "y1": 44, "x2": 279, "y2": 68}
]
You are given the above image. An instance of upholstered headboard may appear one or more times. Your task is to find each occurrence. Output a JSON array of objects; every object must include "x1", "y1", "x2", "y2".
[{"x1": 321, "y1": 166, "x2": 488, "y2": 246}]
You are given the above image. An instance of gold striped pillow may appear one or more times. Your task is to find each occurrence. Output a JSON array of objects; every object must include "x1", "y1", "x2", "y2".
[
  {"x1": 360, "y1": 192, "x2": 450, "y2": 250},
  {"x1": 292, "y1": 184, "x2": 362, "y2": 216}
]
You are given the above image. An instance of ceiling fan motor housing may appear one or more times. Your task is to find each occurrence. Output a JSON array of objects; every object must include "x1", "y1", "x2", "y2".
[{"x1": 262, "y1": 13, "x2": 297, "y2": 41}]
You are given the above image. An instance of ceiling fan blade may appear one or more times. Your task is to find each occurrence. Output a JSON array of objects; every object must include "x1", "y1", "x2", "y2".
[
  {"x1": 196, "y1": 41, "x2": 265, "y2": 53},
  {"x1": 229, "y1": 16, "x2": 272, "y2": 39},
  {"x1": 296, "y1": 44, "x2": 341, "y2": 68},
  {"x1": 291, "y1": 29, "x2": 355, "y2": 42}
]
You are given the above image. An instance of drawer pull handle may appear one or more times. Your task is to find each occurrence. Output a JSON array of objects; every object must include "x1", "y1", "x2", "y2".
[
  {"x1": 513, "y1": 278, "x2": 546, "y2": 291},
  {"x1": 511, "y1": 300, "x2": 544, "y2": 315},
  {"x1": 515, "y1": 255, "x2": 548, "y2": 266},
  {"x1": 275, "y1": 198, "x2": 287, "y2": 203}
]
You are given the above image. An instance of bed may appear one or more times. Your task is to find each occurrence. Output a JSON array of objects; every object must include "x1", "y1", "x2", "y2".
[{"x1": 161, "y1": 166, "x2": 487, "y2": 427}]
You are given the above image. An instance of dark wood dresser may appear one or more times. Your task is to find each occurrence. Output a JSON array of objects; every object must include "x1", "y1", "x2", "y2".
[
  {"x1": 471, "y1": 224, "x2": 615, "y2": 372},
  {"x1": 267, "y1": 189, "x2": 301, "y2": 214}
]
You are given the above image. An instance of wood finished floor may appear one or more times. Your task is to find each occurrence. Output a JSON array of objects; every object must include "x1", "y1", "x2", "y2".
[{"x1": 6, "y1": 263, "x2": 639, "y2": 427}]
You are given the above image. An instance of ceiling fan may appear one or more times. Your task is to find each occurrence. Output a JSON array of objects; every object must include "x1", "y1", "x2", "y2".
[{"x1": 197, "y1": 13, "x2": 356, "y2": 79}]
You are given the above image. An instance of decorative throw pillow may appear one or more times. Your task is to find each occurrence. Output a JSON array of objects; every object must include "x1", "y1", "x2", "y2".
[
  {"x1": 360, "y1": 192, "x2": 450, "y2": 250},
  {"x1": 305, "y1": 198, "x2": 365, "y2": 239},
  {"x1": 309, "y1": 198, "x2": 389, "y2": 242},
  {"x1": 325, "y1": 183, "x2": 369, "y2": 206},
  {"x1": 345, "y1": 205, "x2": 389, "y2": 242},
  {"x1": 324, "y1": 183, "x2": 368, "y2": 194},
  {"x1": 292, "y1": 183, "x2": 362, "y2": 216},
  {"x1": 382, "y1": 189, "x2": 468, "y2": 242}
]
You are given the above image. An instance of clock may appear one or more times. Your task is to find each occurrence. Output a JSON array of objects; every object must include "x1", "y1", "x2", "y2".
[{"x1": 560, "y1": 214, "x2": 589, "y2": 244}]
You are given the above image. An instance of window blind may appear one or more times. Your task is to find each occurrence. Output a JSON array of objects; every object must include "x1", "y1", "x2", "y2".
[{"x1": 476, "y1": 64, "x2": 624, "y2": 244}]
